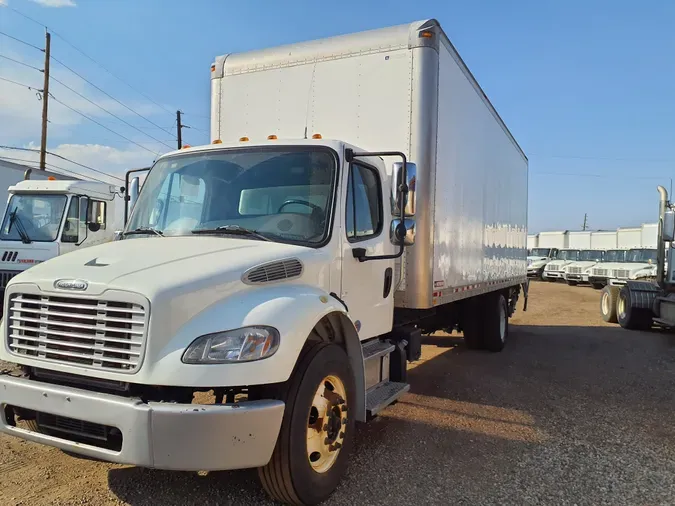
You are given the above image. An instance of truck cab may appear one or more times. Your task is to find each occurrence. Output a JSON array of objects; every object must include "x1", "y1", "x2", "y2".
[
  {"x1": 543, "y1": 249, "x2": 579, "y2": 281},
  {"x1": 563, "y1": 249, "x2": 605, "y2": 286},
  {"x1": 604, "y1": 248, "x2": 658, "y2": 286},
  {"x1": 0, "y1": 179, "x2": 121, "y2": 308},
  {"x1": 527, "y1": 247, "x2": 559, "y2": 279}
]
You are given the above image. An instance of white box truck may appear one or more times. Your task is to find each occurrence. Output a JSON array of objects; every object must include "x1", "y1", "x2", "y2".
[
  {"x1": 527, "y1": 231, "x2": 567, "y2": 279},
  {"x1": 0, "y1": 20, "x2": 528, "y2": 505},
  {"x1": 641, "y1": 223, "x2": 658, "y2": 248},
  {"x1": 568, "y1": 231, "x2": 591, "y2": 249},
  {"x1": 617, "y1": 226, "x2": 642, "y2": 249},
  {"x1": 527, "y1": 233, "x2": 538, "y2": 253},
  {"x1": 0, "y1": 178, "x2": 124, "y2": 315}
]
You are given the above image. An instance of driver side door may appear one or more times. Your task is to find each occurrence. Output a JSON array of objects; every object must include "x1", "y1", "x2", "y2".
[{"x1": 340, "y1": 159, "x2": 395, "y2": 340}]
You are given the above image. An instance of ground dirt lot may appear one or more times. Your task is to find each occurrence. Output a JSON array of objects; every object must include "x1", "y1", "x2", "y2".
[{"x1": 1, "y1": 282, "x2": 674, "y2": 505}]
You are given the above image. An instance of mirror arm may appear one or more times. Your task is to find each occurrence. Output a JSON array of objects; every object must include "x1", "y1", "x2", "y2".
[{"x1": 345, "y1": 148, "x2": 409, "y2": 262}]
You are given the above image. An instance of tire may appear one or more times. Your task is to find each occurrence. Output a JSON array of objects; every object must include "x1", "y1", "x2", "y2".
[
  {"x1": 591, "y1": 283, "x2": 604, "y2": 290},
  {"x1": 461, "y1": 297, "x2": 485, "y2": 350},
  {"x1": 538, "y1": 268, "x2": 546, "y2": 281},
  {"x1": 482, "y1": 292, "x2": 509, "y2": 352},
  {"x1": 546, "y1": 277, "x2": 557, "y2": 283},
  {"x1": 600, "y1": 285, "x2": 619, "y2": 323},
  {"x1": 567, "y1": 280, "x2": 579, "y2": 286},
  {"x1": 617, "y1": 286, "x2": 653, "y2": 330},
  {"x1": 258, "y1": 342, "x2": 355, "y2": 505}
]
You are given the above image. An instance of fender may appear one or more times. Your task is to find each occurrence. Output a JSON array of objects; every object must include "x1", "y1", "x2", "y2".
[
  {"x1": 145, "y1": 284, "x2": 366, "y2": 419},
  {"x1": 624, "y1": 280, "x2": 660, "y2": 310}
]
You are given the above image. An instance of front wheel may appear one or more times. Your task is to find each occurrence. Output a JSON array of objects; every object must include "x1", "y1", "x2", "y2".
[
  {"x1": 483, "y1": 292, "x2": 509, "y2": 352},
  {"x1": 591, "y1": 282, "x2": 605, "y2": 290},
  {"x1": 567, "y1": 280, "x2": 579, "y2": 286},
  {"x1": 258, "y1": 342, "x2": 355, "y2": 505},
  {"x1": 617, "y1": 286, "x2": 653, "y2": 330}
]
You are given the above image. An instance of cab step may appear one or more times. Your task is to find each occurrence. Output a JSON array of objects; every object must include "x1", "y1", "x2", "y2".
[{"x1": 366, "y1": 381, "x2": 410, "y2": 417}]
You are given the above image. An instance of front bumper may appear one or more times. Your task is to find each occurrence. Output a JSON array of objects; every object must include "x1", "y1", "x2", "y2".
[
  {"x1": 564, "y1": 273, "x2": 589, "y2": 282},
  {"x1": 527, "y1": 266, "x2": 544, "y2": 277},
  {"x1": 543, "y1": 271, "x2": 564, "y2": 279},
  {"x1": 0, "y1": 373, "x2": 285, "y2": 471}
]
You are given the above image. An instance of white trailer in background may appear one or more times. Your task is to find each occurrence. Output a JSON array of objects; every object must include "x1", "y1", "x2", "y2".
[
  {"x1": 641, "y1": 223, "x2": 658, "y2": 248},
  {"x1": 527, "y1": 231, "x2": 567, "y2": 279},
  {"x1": 590, "y1": 231, "x2": 617, "y2": 250},
  {"x1": 568, "y1": 231, "x2": 591, "y2": 250},
  {"x1": 527, "y1": 234, "x2": 538, "y2": 252},
  {"x1": 618, "y1": 227, "x2": 642, "y2": 249},
  {"x1": 0, "y1": 20, "x2": 528, "y2": 505}
]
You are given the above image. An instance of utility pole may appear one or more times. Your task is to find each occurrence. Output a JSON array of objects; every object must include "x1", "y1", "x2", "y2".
[
  {"x1": 39, "y1": 31, "x2": 51, "y2": 170},
  {"x1": 176, "y1": 110, "x2": 182, "y2": 149},
  {"x1": 582, "y1": 213, "x2": 588, "y2": 231}
]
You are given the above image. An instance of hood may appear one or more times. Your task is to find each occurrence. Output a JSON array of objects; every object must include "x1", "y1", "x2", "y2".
[
  {"x1": 564, "y1": 261, "x2": 598, "y2": 271},
  {"x1": 0, "y1": 240, "x2": 59, "y2": 271},
  {"x1": 527, "y1": 256, "x2": 548, "y2": 261},
  {"x1": 9, "y1": 236, "x2": 327, "y2": 300},
  {"x1": 545, "y1": 259, "x2": 575, "y2": 270}
]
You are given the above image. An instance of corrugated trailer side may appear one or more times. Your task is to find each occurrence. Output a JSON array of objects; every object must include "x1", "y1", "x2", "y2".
[
  {"x1": 426, "y1": 31, "x2": 528, "y2": 308},
  {"x1": 568, "y1": 231, "x2": 592, "y2": 249},
  {"x1": 590, "y1": 231, "x2": 617, "y2": 249}
]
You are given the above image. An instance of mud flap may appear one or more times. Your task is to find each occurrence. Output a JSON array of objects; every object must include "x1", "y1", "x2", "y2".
[
  {"x1": 522, "y1": 280, "x2": 530, "y2": 312},
  {"x1": 624, "y1": 280, "x2": 660, "y2": 310}
]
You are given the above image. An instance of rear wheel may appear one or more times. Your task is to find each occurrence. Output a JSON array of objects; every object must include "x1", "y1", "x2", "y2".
[
  {"x1": 258, "y1": 342, "x2": 355, "y2": 505},
  {"x1": 483, "y1": 293, "x2": 509, "y2": 352},
  {"x1": 600, "y1": 285, "x2": 619, "y2": 323},
  {"x1": 546, "y1": 277, "x2": 557, "y2": 283},
  {"x1": 617, "y1": 286, "x2": 653, "y2": 330}
]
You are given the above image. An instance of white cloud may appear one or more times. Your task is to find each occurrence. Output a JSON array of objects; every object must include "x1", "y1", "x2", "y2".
[
  {"x1": 0, "y1": 0, "x2": 8, "y2": 7},
  {"x1": 30, "y1": 0, "x2": 76, "y2": 7}
]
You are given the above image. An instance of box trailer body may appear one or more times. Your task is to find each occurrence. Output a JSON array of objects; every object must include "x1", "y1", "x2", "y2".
[
  {"x1": 617, "y1": 227, "x2": 642, "y2": 249},
  {"x1": 641, "y1": 223, "x2": 658, "y2": 248},
  {"x1": 568, "y1": 231, "x2": 591, "y2": 250},
  {"x1": 590, "y1": 231, "x2": 617, "y2": 250},
  {"x1": 527, "y1": 234, "x2": 538, "y2": 251},
  {"x1": 0, "y1": 20, "x2": 528, "y2": 505},
  {"x1": 211, "y1": 19, "x2": 528, "y2": 309},
  {"x1": 537, "y1": 231, "x2": 569, "y2": 250}
]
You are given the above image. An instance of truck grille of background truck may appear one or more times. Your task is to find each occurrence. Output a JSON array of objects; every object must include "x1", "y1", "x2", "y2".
[
  {"x1": 568, "y1": 267, "x2": 583, "y2": 274},
  {"x1": 7, "y1": 293, "x2": 146, "y2": 372},
  {"x1": 612, "y1": 269, "x2": 630, "y2": 278},
  {"x1": 593, "y1": 268, "x2": 608, "y2": 276},
  {"x1": 0, "y1": 270, "x2": 18, "y2": 289}
]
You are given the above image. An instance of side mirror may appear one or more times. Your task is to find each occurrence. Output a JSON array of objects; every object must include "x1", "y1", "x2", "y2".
[
  {"x1": 663, "y1": 210, "x2": 675, "y2": 242},
  {"x1": 391, "y1": 162, "x2": 417, "y2": 217},
  {"x1": 390, "y1": 218, "x2": 416, "y2": 246},
  {"x1": 129, "y1": 176, "x2": 140, "y2": 211}
]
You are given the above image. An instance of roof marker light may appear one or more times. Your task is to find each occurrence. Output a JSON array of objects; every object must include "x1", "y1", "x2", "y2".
[
  {"x1": 268, "y1": 135, "x2": 278, "y2": 140},
  {"x1": 239, "y1": 136, "x2": 249, "y2": 142},
  {"x1": 312, "y1": 133, "x2": 322, "y2": 139}
]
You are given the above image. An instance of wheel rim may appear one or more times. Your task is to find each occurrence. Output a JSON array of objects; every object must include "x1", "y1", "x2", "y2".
[
  {"x1": 617, "y1": 294, "x2": 626, "y2": 319},
  {"x1": 306, "y1": 375, "x2": 347, "y2": 474},
  {"x1": 601, "y1": 292, "x2": 609, "y2": 314},
  {"x1": 499, "y1": 300, "x2": 507, "y2": 342}
]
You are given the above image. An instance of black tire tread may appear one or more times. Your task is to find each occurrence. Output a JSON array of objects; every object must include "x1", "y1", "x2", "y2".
[
  {"x1": 617, "y1": 287, "x2": 654, "y2": 330},
  {"x1": 462, "y1": 298, "x2": 485, "y2": 350},
  {"x1": 483, "y1": 293, "x2": 509, "y2": 353}
]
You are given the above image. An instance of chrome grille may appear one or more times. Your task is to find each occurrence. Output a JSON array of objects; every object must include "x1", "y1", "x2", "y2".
[
  {"x1": 546, "y1": 263, "x2": 561, "y2": 271},
  {"x1": 612, "y1": 269, "x2": 630, "y2": 279},
  {"x1": 7, "y1": 293, "x2": 146, "y2": 372},
  {"x1": 244, "y1": 258, "x2": 303, "y2": 284},
  {"x1": 593, "y1": 268, "x2": 608, "y2": 276},
  {"x1": 568, "y1": 267, "x2": 583, "y2": 274}
]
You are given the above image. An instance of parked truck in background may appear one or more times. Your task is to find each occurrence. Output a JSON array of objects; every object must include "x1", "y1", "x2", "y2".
[
  {"x1": 563, "y1": 249, "x2": 605, "y2": 286},
  {"x1": 599, "y1": 187, "x2": 675, "y2": 330},
  {"x1": 527, "y1": 233, "x2": 538, "y2": 253},
  {"x1": 527, "y1": 231, "x2": 567, "y2": 279},
  {"x1": 0, "y1": 178, "x2": 124, "y2": 314},
  {"x1": 588, "y1": 249, "x2": 628, "y2": 289},
  {"x1": 0, "y1": 20, "x2": 528, "y2": 505},
  {"x1": 543, "y1": 248, "x2": 579, "y2": 281}
]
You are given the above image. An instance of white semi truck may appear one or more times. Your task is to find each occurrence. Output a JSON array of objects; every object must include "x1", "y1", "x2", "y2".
[
  {"x1": 0, "y1": 178, "x2": 124, "y2": 315},
  {"x1": 0, "y1": 20, "x2": 528, "y2": 505},
  {"x1": 599, "y1": 187, "x2": 675, "y2": 330},
  {"x1": 562, "y1": 249, "x2": 605, "y2": 285}
]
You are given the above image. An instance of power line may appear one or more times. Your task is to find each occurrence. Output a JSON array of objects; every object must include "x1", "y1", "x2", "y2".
[
  {"x1": 0, "y1": 53, "x2": 43, "y2": 73},
  {"x1": 0, "y1": 30, "x2": 44, "y2": 52},
  {"x1": 0, "y1": 75, "x2": 40, "y2": 90},
  {"x1": 50, "y1": 31, "x2": 176, "y2": 117},
  {"x1": 50, "y1": 75, "x2": 175, "y2": 150},
  {"x1": 50, "y1": 94, "x2": 162, "y2": 156},
  {"x1": 7, "y1": 6, "x2": 47, "y2": 29},
  {"x1": 51, "y1": 56, "x2": 177, "y2": 139},
  {"x1": 0, "y1": 145, "x2": 124, "y2": 182}
]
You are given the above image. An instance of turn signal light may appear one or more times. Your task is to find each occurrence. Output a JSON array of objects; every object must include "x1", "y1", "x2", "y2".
[
  {"x1": 48, "y1": 176, "x2": 56, "y2": 181},
  {"x1": 212, "y1": 139, "x2": 223, "y2": 144},
  {"x1": 268, "y1": 135, "x2": 278, "y2": 140},
  {"x1": 420, "y1": 30, "x2": 433, "y2": 38},
  {"x1": 182, "y1": 144, "x2": 191, "y2": 149},
  {"x1": 210, "y1": 64, "x2": 216, "y2": 72},
  {"x1": 239, "y1": 136, "x2": 249, "y2": 142},
  {"x1": 312, "y1": 133, "x2": 322, "y2": 139}
]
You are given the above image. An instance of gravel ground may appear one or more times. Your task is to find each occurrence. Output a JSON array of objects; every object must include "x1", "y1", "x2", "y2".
[{"x1": 1, "y1": 281, "x2": 674, "y2": 505}]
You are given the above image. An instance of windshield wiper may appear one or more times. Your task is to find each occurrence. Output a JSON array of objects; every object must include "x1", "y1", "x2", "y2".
[
  {"x1": 191, "y1": 225, "x2": 271, "y2": 242},
  {"x1": 122, "y1": 227, "x2": 164, "y2": 237},
  {"x1": 9, "y1": 210, "x2": 31, "y2": 244}
]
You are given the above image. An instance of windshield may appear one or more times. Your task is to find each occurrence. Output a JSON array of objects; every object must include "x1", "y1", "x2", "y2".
[
  {"x1": 556, "y1": 250, "x2": 580, "y2": 261},
  {"x1": 603, "y1": 250, "x2": 626, "y2": 263},
  {"x1": 578, "y1": 250, "x2": 604, "y2": 262},
  {"x1": 126, "y1": 147, "x2": 337, "y2": 245},
  {"x1": 625, "y1": 249, "x2": 657, "y2": 263},
  {"x1": 0, "y1": 193, "x2": 67, "y2": 242},
  {"x1": 530, "y1": 248, "x2": 551, "y2": 257}
]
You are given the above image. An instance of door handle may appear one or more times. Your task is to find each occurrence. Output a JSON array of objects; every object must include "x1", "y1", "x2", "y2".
[{"x1": 383, "y1": 267, "x2": 393, "y2": 298}]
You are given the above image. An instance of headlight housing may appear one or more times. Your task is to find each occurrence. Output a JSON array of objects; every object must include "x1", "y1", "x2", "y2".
[{"x1": 182, "y1": 326, "x2": 280, "y2": 364}]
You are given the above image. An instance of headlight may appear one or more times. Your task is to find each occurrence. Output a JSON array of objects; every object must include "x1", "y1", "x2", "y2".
[{"x1": 182, "y1": 326, "x2": 280, "y2": 364}]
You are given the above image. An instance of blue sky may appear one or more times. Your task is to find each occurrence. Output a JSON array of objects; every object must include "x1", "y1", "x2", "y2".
[{"x1": 1, "y1": 0, "x2": 673, "y2": 233}]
